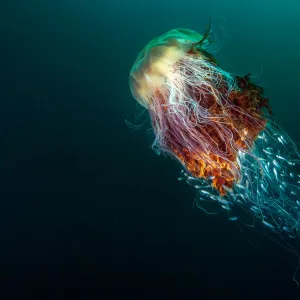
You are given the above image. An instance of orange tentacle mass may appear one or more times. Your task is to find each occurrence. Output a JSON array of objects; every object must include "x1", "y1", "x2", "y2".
[{"x1": 170, "y1": 73, "x2": 268, "y2": 195}]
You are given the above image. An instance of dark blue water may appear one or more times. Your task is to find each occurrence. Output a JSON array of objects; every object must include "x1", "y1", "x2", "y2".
[{"x1": 1, "y1": 1, "x2": 300, "y2": 299}]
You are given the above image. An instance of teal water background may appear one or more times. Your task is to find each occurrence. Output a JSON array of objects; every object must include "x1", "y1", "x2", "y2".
[{"x1": 1, "y1": 1, "x2": 300, "y2": 298}]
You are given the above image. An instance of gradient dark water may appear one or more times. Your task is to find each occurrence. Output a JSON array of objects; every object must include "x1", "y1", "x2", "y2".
[{"x1": 1, "y1": 1, "x2": 300, "y2": 299}]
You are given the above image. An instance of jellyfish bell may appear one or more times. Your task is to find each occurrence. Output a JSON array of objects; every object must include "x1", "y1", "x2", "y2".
[{"x1": 129, "y1": 28, "x2": 204, "y2": 108}]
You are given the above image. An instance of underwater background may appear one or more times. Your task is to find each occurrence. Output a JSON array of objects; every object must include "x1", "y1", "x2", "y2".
[{"x1": 1, "y1": 0, "x2": 300, "y2": 299}]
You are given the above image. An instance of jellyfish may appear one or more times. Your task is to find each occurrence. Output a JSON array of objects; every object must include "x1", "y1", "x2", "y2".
[{"x1": 129, "y1": 27, "x2": 300, "y2": 238}]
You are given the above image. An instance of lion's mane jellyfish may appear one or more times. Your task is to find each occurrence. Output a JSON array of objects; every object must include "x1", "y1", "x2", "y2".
[{"x1": 129, "y1": 27, "x2": 300, "y2": 237}]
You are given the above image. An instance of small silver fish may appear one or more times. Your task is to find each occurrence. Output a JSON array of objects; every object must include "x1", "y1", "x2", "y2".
[
  {"x1": 221, "y1": 205, "x2": 231, "y2": 211},
  {"x1": 262, "y1": 220, "x2": 275, "y2": 230}
]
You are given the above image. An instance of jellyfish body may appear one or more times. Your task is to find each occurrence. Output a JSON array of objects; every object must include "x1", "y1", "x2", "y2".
[{"x1": 129, "y1": 28, "x2": 300, "y2": 237}]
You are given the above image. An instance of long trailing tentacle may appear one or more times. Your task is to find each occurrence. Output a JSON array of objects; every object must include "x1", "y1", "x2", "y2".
[
  {"x1": 148, "y1": 44, "x2": 300, "y2": 237},
  {"x1": 192, "y1": 18, "x2": 212, "y2": 49}
]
